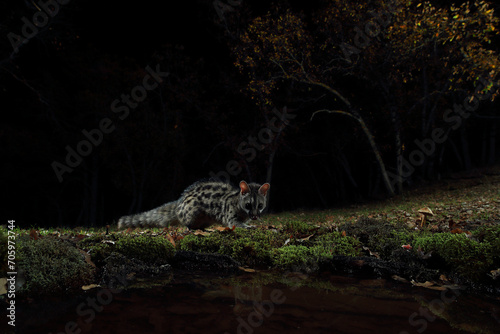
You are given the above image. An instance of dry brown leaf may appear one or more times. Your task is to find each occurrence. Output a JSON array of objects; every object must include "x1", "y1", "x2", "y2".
[
  {"x1": 79, "y1": 249, "x2": 96, "y2": 268},
  {"x1": 298, "y1": 234, "x2": 314, "y2": 242},
  {"x1": 392, "y1": 275, "x2": 408, "y2": 283},
  {"x1": 82, "y1": 284, "x2": 100, "y2": 291},
  {"x1": 489, "y1": 268, "x2": 500, "y2": 279},
  {"x1": 362, "y1": 246, "x2": 380, "y2": 258},
  {"x1": 411, "y1": 280, "x2": 447, "y2": 291},
  {"x1": 193, "y1": 230, "x2": 210, "y2": 236},
  {"x1": 449, "y1": 220, "x2": 459, "y2": 230},
  {"x1": 450, "y1": 228, "x2": 471, "y2": 235},
  {"x1": 29, "y1": 229, "x2": 39, "y2": 240},
  {"x1": 239, "y1": 267, "x2": 256, "y2": 273},
  {"x1": 439, "y1": 274, "x2": 450, "y2": 282},
  {"x1": 166, "y1": 234, "x2": 176, "y2": 247}
]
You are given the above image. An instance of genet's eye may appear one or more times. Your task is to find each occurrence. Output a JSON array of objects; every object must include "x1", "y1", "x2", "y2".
[
  {"x1": 245, "y1": 203, "x2": 252, "y2": 210},
  {"x1": 258, "y1": 204, "x2": 263, "y2": 209}
]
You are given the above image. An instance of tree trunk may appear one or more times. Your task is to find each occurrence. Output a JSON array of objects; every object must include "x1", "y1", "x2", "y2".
[
  {"x1": 307, "y1": 77, "x2": 395, "y2": 196},
  {"x1": 390, "y1": 107, "x2": 403, "y2": 193},
  {"x1": 311, "y1": 109, "x2": 395, "y2": 196}
]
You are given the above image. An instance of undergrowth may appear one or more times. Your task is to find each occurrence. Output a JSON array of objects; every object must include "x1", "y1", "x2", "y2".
[{"x1": 17, "y1": 237, "x2": 95, "y2": 297}]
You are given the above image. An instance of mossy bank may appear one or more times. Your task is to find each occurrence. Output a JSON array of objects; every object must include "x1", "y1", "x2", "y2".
[{"x1": 5, "y1": 217, "x2": 500, "y2": 298}]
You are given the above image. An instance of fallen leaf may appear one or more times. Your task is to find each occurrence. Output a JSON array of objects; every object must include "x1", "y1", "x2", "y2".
[
  {"x1": 411, "y1": 280, "x2": 434, "y2": 287},
  {"x1": 489, "y1": 268, "x2": 500, "y2": 279},
  {"x1": 449, "y1": 220, "x2": 459, "y2": 230},
  {"x1": 362, "y1": 246, "x2": 380, "y2": 258},
  {"x1": 193, "y1": 230, "x2": 210, "y2": 236},
  {"x1": 166, "y1": 234, "x2": 176, "y2": 247},
  {"x1": 29, "y1": 229, "x2": 39, "y2": 240},
  {"x1": 79, "y1": 249, "x2": 96, "y2": 268},
  {"x1": 439, "y1": 274, "x2": 450, "y2": 282},
  {"x1": 392, "y1": 275, "x2": 408, "y2": 283},
  {"x1": 239, "y1": 267, "x2": 256, "y2": 273},
  {"x1": 82, "y1": 284, "x2": 100, "y2": 291},
  {"x1": 411, "y1": 280, "x2": 447, "y2": 291},
  {"x1": 450, "y1": 228, "x2": 471, "y2": 235},
  {"x1": 225, "y1": 226, "x2": 235, "y2": 232},
  {"x1": 298, "y1": 234, "x2": 314, "y2": 242},
  {"x1": 341, "y1": 230, "x2": 346, "y2": 237}
]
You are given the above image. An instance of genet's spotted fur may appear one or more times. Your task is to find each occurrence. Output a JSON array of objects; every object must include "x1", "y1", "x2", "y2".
[{"x1": 117, "y1": 180, "x2": 270, "y2": 230}]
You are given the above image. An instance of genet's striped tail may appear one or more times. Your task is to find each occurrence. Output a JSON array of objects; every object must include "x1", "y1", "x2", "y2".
[{"x1": 117, "y1": 200, "x2": 180, "y2": 229}]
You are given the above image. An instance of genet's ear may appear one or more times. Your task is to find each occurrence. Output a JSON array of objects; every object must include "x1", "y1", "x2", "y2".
[
  {"x1": 259, "y1": 183, "x2": 270, "y2": 196},
  {"x1": 239, "y1": 181, "x2": 250, "y2": 195}
]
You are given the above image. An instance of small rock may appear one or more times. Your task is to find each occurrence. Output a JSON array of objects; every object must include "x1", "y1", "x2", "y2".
[{"x1": 100, "y1": 252, "x2": 171, "y2": 288}]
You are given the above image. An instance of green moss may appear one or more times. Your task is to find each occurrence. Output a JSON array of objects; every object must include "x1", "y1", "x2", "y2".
[
  {"x1": 0, "y1": 227, "x2": 8, "y2": 276},
  {"x1": 179, "y1": 233, "x2": 226, "y2": 254},
  {"x1": 179, "y1": 228, "x2": 288, "y2": 267},
  {"x1": 414, "y1": 233, "x2": 494, "y2": 281},
  {"x1": 78, "y1": 234, "x2": 118, "y2": 265},
  {"x1": 314, "y1": 232, "x2": 363, "y2": 257},
  {"x1": 273, "y1": 232, "x2": 362, "y2": 271},
  {"x1": 18, "y1": 237, "x2": 95, "y2": 297},
  {"x1": 115, "y1": 235, "x2": 175, "y2": 265},
  {"x1": 340, "y1": 218, "x2": 415, "y2": 258},
  {"x1": 473, "y1": 224, "x2": 500, "y2": 253},
  {"x1": 79, "y1": 234, "x2": 175, "y2": 265},
  {"x1": 281, "y1": 220, "x2": 317, "y2": 236},
  {"x1": 178, "y1": 225, "x2": 362, "y2": 270},
  {"x1": 273, "y1": 245, "x2": 313, "y2": 270}
]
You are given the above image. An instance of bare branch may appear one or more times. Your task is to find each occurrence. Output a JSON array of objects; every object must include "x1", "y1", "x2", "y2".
[{"x1": 309, "y1": 109, "x2": 358, "y2": 122}]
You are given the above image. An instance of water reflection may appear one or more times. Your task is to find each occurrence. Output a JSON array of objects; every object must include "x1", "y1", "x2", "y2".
[{"x1": 16, "y1": 272, "x2": 500, "y2": 334}]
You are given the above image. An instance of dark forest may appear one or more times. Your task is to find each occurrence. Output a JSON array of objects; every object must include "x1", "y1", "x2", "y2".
[{"x1": 1, "y1": 0, "x2": 499, "y2": 228}]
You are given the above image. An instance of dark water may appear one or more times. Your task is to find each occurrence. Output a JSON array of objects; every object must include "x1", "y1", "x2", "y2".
[{"x1": 12, "y1": 272, "x2": 500, "y2": 334}]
